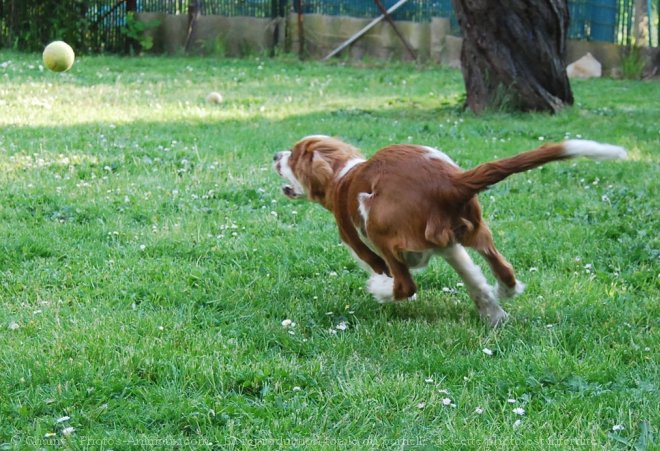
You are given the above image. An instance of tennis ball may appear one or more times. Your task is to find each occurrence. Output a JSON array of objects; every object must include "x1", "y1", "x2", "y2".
[
  {"x1": 43, "y1": 41, "x2": 75, "y2": 73},
  {"x1": 206, "y1": 92, "x2": 224, "y2": 104}
]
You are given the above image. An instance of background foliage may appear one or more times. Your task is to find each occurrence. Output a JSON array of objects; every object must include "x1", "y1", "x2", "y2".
[{"x1": 1, "y1": 0, "x2": 655, "y2": 53}]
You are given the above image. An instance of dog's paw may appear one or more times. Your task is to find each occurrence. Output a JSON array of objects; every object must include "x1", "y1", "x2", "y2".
[
  {"x1": 496, "y1": 280, "x2": 525, "y2": 300},
  {"x1": 480, "y1": 304, "x2": 509, "y2": 328},
  {"x1": 367, "y1": 273, "x2": 395, "y2": 303}
]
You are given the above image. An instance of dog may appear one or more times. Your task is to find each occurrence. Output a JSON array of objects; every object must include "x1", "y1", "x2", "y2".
[{"x1": 273, "y1": 135, "x2": 626, "y2": 326}]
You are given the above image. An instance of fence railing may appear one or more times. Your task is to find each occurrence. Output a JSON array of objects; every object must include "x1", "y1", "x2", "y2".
[{"x1": 0, "y1": 0, "x2": 655, "y2": 53}]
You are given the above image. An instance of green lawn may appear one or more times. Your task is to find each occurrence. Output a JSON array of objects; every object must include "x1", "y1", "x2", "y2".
[{"x1": 0, "y1": 51, "x2": 658, "y2": 449}]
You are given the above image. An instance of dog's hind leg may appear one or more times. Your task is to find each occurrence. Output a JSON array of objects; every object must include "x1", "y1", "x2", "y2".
[
  {"x1": 441, "y1": 244, "x2": 507, "y2": 326},
  {"x1": 469, "y1": 225, "x2": 525, "y2": 301},
  {"x1": 477, "y1": 246, "x2": 525, "y2": 300}
]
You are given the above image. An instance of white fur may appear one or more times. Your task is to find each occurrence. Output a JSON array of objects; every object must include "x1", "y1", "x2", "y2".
[
  {"x1": 357, "y1": 192, "x2": 372, "y2": 224},
  {"x1": 562, "y1": 140, "x2": 627, "y2": 161},
  {"x1": 496, "y1": 280, "x2": 526, "y2": 300},
  {"x1": 441, "y1": 245, "x2": 493, "y2": 297},
  {"x1": 423, "y1": 146, "x2": 459, "y2": 167},
  {"x1": 441, "y1": 245, "x2": 507, "y2": 326},
  {"x1": 337, "y1": 158, "x2": 366, "y2": 179},
  {"x1": 277, "y1": 151, "x2": 306, "y2": 196},
  {"x1": 366, "y1": 273, "x2": 418, "y2": 303},
  {"x1": 299, "y1": 134, "x2": 330, "y2": 142},
  {"x1": 367, "y1": 273, "x2": 395, "y2": 303}
]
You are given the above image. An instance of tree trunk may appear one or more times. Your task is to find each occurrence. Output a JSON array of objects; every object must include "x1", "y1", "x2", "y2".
[
  {"x1": 452, "y1": 0, "x2": 574, "y2": 114},
  {"x1": 633, "y1": 0, "x2": 649, "y2": 46}
]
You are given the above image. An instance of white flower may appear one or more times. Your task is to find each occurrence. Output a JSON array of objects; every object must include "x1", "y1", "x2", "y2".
[
  {"x1": 612, "y1": 424, "x2": 625, "y2": 432},
  {"x1": 507, "y1": 399, "x2": 517, "y2": 404},
  {"x1": 8, "y1": 321, "x2": 20, "y2": 331},
  {"x1": 139, "y1": 244, "x2": 146, "y2": 251},
  {"x1": 482, "y1": 348, "x2": 494, "y2": 356},
  {"x1": 335, "y1": 321, "x2": 348, "y2": 331},
  {"x1": 293, "y1": 386, "x2": 302, "y2": 392},
  {"x1": 529, "y1": 267, "x2": 538, "y2": 272},
  {"x1": 424, "y1": 377, "x2": 434, "y2": 384},
  {"x1": 513, "y1": 419, "x2": 522, "y2": 428},
  {"x1": 475, "y1": 407, "x2": 484, "y2": 415},
  {"x1": 281, "y1": 319, "x2": 294, "y2": 328},
  {"x1": 513, "y1": 407, "x2": 525, "y2": 415},
  {"x1": 438, "y1": 389, "x2": 450, "y2": 395},
  {"x1": 61, "y1": 427, "x2": 75, "y2": 436},
  {"x1": 56, "y1": 416, "x2": 70, "y2": 423},
  {"x1": 442, "y1": 398, "x2": 452, "y2": 406},
  {"x1": 416, "y1": 402, "x2": 426, "y2": 409}
]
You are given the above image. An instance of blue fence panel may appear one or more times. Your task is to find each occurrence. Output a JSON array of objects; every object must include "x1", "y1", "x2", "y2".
[{"x1": 590, "y1": 0, "x2": 618, "y2": 41}]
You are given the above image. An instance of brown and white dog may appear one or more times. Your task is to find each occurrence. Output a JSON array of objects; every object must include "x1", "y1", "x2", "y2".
[{"x1": 273, "y1": 135, "x2": 626, "y2": 326}]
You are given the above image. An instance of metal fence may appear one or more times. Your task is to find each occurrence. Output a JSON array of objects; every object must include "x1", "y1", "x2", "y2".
[
  {"x1": 569, "y1": 0, "x2": 636, "y2": 43},
  {"x1": 139, "y1": 0, "x2": 281, "y2": 16},
  {"x1": 0, "y1": 0, "x2": 655, "y2": 53}
]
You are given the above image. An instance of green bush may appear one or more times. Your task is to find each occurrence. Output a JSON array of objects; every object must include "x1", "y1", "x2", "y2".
[
  {"x1": 120, "y1": 12, "x2": 161, "y2": 55},
  {"x1": 621, "y1": 46, "x2": 646, "y2": 80},
  {"x1": 1, "y1": 0, "x2": 91, "y2": 52}
]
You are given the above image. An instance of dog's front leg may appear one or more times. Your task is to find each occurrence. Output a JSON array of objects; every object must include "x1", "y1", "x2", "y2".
[{"x1": 335, "y1": 209, "x2": 405, "y2": 302}]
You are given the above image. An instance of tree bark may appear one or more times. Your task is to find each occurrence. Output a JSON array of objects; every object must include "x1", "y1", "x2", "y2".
[
  {"x1": 633, "y1": 0, "x2": 649, "y2": 46},
  {"x1": 452, "y1": 0, "x2": 574, "y2": 114}
]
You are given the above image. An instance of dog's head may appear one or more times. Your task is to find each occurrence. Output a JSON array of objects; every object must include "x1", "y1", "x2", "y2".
[{"x1": 273, "y1": 135, "x2": 363, "y2": 208}]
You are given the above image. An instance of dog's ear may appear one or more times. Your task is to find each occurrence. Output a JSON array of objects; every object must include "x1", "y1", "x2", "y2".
[{"x1": 307, "y1": 152, "x2": 333, "y2": 204}]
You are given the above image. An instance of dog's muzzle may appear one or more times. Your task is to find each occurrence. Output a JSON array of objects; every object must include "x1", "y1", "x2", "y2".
[{"x1": 273, "y1": 151, "x2": 303, "y2": 199}]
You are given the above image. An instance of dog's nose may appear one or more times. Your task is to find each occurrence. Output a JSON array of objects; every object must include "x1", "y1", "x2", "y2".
[{"x1": 273, "y1": 152, "x2": 281, "y2": 162}]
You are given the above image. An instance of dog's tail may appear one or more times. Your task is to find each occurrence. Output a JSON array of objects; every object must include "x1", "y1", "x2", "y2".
[{"x1": 455, "y1": 139, "x2": 626, "y2": 199}]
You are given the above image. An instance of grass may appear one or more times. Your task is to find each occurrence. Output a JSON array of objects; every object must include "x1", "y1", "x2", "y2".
[{"x1": 0, "y1": 50, "x2": 658, "y2": 449}]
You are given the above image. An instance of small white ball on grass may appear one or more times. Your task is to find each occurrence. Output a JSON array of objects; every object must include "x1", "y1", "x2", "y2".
[
  {"x1": 43, "y1": 41, "x2": 75, "y2": 73},
  {"x1": 206, "y1": 92, "x2": 224, "y2": 104}
]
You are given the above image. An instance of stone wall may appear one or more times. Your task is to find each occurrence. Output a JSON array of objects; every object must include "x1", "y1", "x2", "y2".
[
  {"x1": 286, "y1": 13, "x2": 459, "y2": 65},
  {"x1": 138, "y1": 13, "x2": 658, "y2": 76},
  {"x1": 137, "y1": 12, "x2": 284, "y2": 56}
]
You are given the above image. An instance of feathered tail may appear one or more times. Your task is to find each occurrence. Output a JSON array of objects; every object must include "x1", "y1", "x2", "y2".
[{"x1": 456, "y1": 139, "x2": 626, "y2": 199}]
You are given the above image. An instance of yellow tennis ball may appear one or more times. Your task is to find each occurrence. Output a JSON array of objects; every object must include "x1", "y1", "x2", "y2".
[{"x1": 43, "y1": 41, "x2": 75, "y2": 73}]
